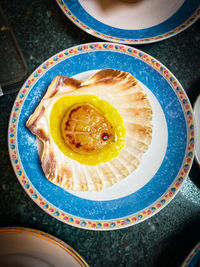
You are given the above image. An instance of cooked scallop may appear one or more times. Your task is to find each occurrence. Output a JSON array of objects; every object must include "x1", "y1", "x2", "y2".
[
  {"x1": 62, "y1": 103, "x2": 115, "y2": 155},
  {"x1": 26, "y1": 69, "x2": 153, "y2": 191}
]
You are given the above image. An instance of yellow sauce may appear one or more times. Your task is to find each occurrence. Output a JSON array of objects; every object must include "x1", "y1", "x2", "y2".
[{"x1": 50, "y1": 95, "x2": 126, "y2": 165}]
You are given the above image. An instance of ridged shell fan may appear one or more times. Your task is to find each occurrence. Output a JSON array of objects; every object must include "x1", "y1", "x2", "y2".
[{"x1": 26, "y1": 69, "x2": 153, "y2": 191}]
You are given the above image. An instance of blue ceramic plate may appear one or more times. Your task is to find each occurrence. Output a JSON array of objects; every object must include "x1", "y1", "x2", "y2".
[
  {"x1": 56, "y1": 0, "x2": 200, "y2": 44},
  {"x1": 194, "y1": 95, "x2": 200, "y2": 166},
  {"x1": 182, "y1": 243, "x2": 200, "y2": 267},
  {"x1": 8, "y1": 43, "x2": 195, "y2": 230}
]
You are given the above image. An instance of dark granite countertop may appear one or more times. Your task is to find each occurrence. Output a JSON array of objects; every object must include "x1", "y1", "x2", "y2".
[{"x1": 0, "y1": 1, "x2": 200, "y2": 266}]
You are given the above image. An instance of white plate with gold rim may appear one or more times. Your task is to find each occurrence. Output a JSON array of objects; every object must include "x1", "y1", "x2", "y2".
[{"x1": 0, "y1": 227, "x2": 88, "y2": 267}]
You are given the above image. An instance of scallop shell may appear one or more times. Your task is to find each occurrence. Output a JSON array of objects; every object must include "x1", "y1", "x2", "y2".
[{"x1": 26, "y1": 69, "x2": 153, "y2": 191}]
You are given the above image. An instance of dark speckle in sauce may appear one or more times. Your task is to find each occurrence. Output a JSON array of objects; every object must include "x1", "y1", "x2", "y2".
[
  {"x1": 76, "y1": 143, "x2": 82, "y2": 148},
  {"x1": 102, "y1": 133, "x2": 109, "y2": 141}
]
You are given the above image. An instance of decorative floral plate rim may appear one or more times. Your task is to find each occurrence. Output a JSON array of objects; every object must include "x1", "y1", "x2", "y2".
[
  {"x1": 181, "y1": 242, "x2": 200, "y2": 267},
  {"x1": 0, "y1": 227, "x2": 88, "y2": 266},
  {"x1": 56, "y1": 0, "x2": 200, "y2": 44},
  {"x1": 193, "y1": 94, "x2": 200, "y2": 167},
  {"x1": 8, "y1": 42, "x2": 195, "y2": 230}
]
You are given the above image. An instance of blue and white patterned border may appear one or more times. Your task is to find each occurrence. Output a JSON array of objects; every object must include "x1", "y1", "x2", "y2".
[
  {"x1": 56, "y1": 0, "x2": 200, "y2": 44},
  {"x1": 8, "y1": 43, "x2": 195, "y2": 230}
]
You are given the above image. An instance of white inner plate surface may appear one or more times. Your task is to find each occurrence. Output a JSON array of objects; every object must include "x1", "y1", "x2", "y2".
[{"x1": 78, "y1": 0, "x2": 184, "y2": 30}]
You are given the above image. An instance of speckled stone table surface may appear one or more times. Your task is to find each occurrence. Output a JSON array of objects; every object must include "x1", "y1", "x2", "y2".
[{"x1": 0, "y1": 1, "x2": 200, "y2": 266}]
